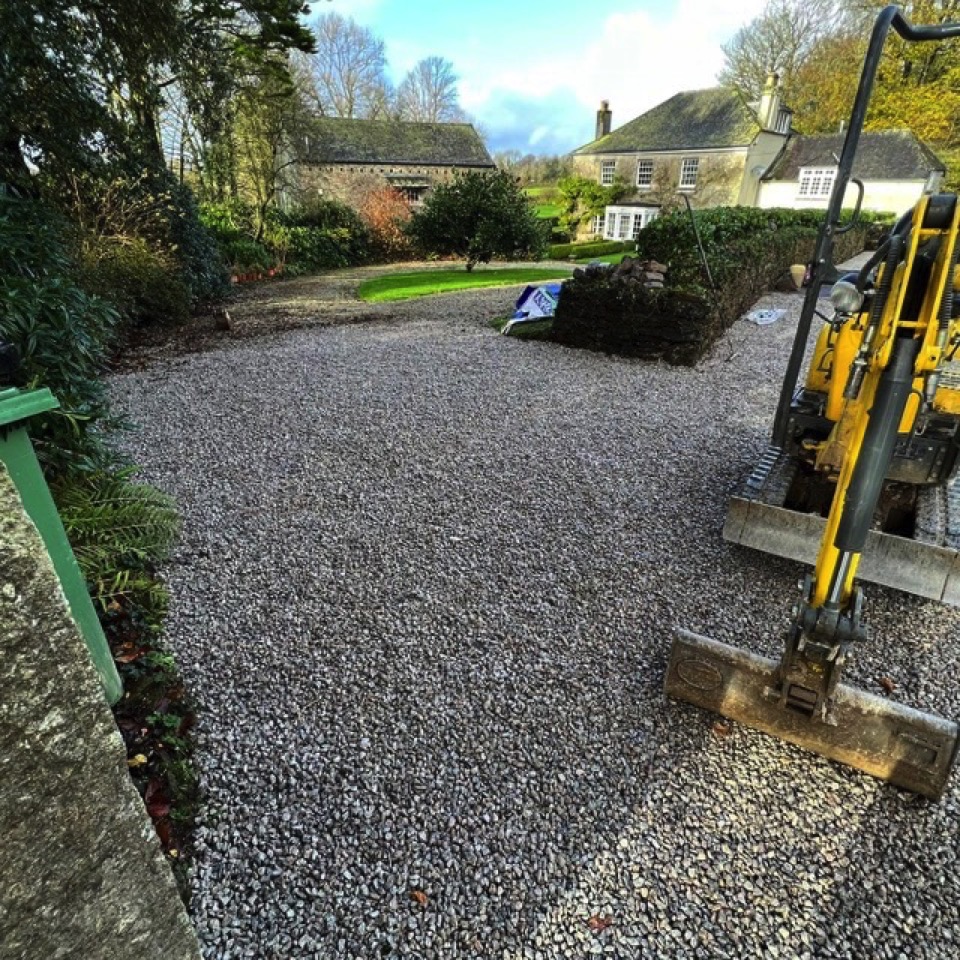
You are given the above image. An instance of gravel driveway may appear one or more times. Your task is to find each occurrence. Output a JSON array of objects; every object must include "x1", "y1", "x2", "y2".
[{"x1": 111, "y1": 280, "x2": 960, "y2": 960}]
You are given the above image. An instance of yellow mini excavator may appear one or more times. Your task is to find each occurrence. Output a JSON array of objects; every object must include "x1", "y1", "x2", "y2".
[{"x1": 666, "y1": 6, "x2": 960, "y2": 799}]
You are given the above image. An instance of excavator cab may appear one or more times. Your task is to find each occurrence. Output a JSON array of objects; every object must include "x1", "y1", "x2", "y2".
[{"x1": 666, "y1": 6, "x2": 960, "y2": 799}]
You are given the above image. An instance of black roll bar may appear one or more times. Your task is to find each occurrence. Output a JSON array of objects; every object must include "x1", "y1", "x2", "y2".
[{"x1": 770, "y1": 5, "x2": 960, "y2": 448}]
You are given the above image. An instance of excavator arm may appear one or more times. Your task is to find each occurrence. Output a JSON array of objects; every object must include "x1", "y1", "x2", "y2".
[{"x1": 665, "y1": 8, "x2": 960, "y2": 799}]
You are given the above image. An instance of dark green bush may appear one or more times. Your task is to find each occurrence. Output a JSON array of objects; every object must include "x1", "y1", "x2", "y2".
[
  {"x1": 81, "y1": 238, "x2": 191, "y2": 326},
  {"x1": 553, "y1": 207, "x2": 867, "y2": 365},
  {"x1": 0, "y1": 193, "x2": 120, "y2": 475},
  {"x1": 273, "y1": 202, "x2": 372, "y2": 266},
  {"x1": 407, "y1": 169, "x2": 548, "y2": 270},
  {"x1": 548, "y1": 239, "x2": 635, "y2": 259},
  {"x1": 66, "y1": 167, "x2": 229, "y2": 308}
]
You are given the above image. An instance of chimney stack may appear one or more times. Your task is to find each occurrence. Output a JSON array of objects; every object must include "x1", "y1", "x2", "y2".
[
  {"x1": 596, "y1": 100, "x2": 612, "y2": 140},
  {"x1": 758, "y1": 73, "x2": 781, "y2": 131}
]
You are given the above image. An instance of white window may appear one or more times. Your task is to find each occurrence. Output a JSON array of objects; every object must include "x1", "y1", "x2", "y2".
[
  {"x1": 600, "y1": 160, "x2": 616, "y2": 186},
  {"x1": 798, "y1": 166, "x2": 836, "y2": 199},
  {"x1": 636, "y1": 159, "x2": 654, "y2": 189},
  {"x1": 591, "y1": 215, "x2": 603, "y2": 235},
  {"x1": 679, "y1": 157, "x2": 700, "y2": 190},
  {"x1": 602, "y1": 205, "x2": 661, "y2": 239}
]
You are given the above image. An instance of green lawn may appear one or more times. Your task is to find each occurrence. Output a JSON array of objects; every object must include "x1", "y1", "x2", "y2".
[
  {"x1": 535, "y1": 202, "x2": 562, "y2": 219},
  {"x1": 358, "y1": 268, "x2": 571, "y2": 302}
]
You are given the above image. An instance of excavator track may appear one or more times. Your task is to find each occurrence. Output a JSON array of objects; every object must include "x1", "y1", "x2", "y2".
[{"x1": 724, "y1": 444, "x2": 960, "y2": 605}]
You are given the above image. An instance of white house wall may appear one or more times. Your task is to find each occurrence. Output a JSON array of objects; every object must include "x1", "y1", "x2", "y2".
[
  {"x1": 738, "y1": 132, "x2": 790, "y2": 207},
  {"x1": 757, "y1": 179, "x2": 928, "y2": 216}
]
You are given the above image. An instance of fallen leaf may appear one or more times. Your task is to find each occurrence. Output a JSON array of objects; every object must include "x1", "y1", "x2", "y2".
[
  {"x1": 156, "y1": 819, "x2": 172, "y2": 847},
  {"x1": 127, "y1": 753, "x2": 149, "y2": 768},
  {"x1": 711, "y1": 720, "x2": 732, "y2": 738},
  {"x1": 587, "y1": 915, "x2": 613, "y2": 933},
  {"x1": 144, "y1": 778, "x2": 172, "y2": 819},
  {"x1": 410, "y1": 889, "x2": 429, "y2": 907},
  {"x1": 878, "y1": 677, "x2": 896, "y2": 695},
  {"x1": 115, "y1": 645, "x2": 145, "y2": 664}
]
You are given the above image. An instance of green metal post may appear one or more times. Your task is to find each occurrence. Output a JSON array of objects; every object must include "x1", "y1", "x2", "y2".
[{"x1": 0, "y1": 387, "x2": 123, "y2": 704}]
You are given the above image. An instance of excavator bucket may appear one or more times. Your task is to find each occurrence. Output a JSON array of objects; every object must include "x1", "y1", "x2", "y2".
[
  {"x1": 665, "y1": 629, "x2": 960, "y2": 799},
  {"x1": 724, "y1": 447, "x2": 960, "y2": 607}
]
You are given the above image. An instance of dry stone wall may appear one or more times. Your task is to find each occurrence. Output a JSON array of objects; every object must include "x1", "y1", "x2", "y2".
[{"x1": 0, "y1": 463, "x2": 200, "y2": 960}]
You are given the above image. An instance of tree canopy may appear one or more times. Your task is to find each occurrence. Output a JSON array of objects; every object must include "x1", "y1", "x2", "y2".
[{"x1": 721, "y1": 0, "x2": 960, "y2": 186}]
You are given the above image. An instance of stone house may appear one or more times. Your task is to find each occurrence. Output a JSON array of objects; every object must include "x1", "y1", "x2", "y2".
[
  {"x1": 571, "y1": 78, "x2": 792, "y2": 240},
  {"x1": 757, "y1": 129, "x2": 944, "y2": 214},
  {"x1": 296, "y1": 117, "x2": 495, "y2": 210}
]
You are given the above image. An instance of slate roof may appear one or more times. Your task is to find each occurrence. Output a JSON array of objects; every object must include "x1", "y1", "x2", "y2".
[
  {"x1": 574, "y1": 88, "x2": 762, "y2": 155},
  {"x1": 765, "y1": 130, "x2": 944, "y2": 181},
  {"x1": 304, "y1": 118, "x2": 494, "y2": 167}
]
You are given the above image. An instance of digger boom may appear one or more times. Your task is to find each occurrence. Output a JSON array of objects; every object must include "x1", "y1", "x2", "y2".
[{"x1": 666, "y1": 6, "x2": 960, "y2": 799}]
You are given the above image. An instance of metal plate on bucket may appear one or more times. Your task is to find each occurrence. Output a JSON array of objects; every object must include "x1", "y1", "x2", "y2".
[{"x1": 665, "y1": 628, "x2": 959, "y2": 799}]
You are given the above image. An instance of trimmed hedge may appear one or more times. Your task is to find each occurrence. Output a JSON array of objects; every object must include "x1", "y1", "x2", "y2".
[
  {"x1": 551, "y1": 206, "x2": 867, "y2": 365},
  {"x1": 547, "y1": 239, "x2": 635, "y2": 260}
]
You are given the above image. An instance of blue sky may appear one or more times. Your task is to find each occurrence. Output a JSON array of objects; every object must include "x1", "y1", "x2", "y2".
[{"x1": 310, "y1": 0, "x2": 768, "y2": 155}]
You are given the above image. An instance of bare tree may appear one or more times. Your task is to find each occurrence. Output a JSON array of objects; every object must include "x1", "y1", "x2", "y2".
[
  {"x1": 395, "y1": 56, "x2": 465, "y2": 122},
  {"x1": 302, "y1": 11, "x2": 392, "y2": 118},
  {"x1": 719, "y1": 0, "x2": 846, "y2": 102}
]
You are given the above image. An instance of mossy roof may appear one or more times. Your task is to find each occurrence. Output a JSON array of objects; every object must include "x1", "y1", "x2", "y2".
[
  {"x1": 305, "y1": 118, "x2": 494, "y2": 167},
  {"x1": 574, "y1": 88, "x2": 762, "y2": 155},
  {"x1": 765, "y1": 130, "x2": 945, "y2": 181}
]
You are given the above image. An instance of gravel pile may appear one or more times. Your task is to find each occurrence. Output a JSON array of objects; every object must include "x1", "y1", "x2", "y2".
[{"x1": 111, "y1": 285, "x2": 960, "y2": 959}]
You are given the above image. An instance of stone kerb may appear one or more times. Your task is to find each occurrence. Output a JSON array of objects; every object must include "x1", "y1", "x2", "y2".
[{"x1": 0, "y1": 463, "x2": 200, "y2": 960}]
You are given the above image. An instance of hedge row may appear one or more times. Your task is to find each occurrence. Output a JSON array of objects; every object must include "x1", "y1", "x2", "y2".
[
  {"x1": 547, "y1": 239, "x2": 636, "y2": 260},
  {"x1": 551, "y1": 206, "x2": 867, "y2": 365}
]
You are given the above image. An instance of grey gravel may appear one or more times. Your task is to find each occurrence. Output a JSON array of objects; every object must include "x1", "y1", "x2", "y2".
[{"x1": 110, "y1": 279, "x2": 960, "y2": 960}]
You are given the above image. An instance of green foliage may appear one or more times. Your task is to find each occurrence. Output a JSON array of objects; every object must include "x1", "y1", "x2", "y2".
[
  {"x1": 556, "y1": 176, "x2": 629, "y2": 237},
  {"x1": 555, "y1": 206, "x2": 868, "y2": 365},
  {"x1": 80, "y1": 238, "x2": 192, "y2": 327},
  {"x1": 52, "y1": 470, "x2": 180, "y2": 627},
  {"x1": 635, "y1": 206, "x2": 863, "y2": 289},
  {"x1": 68, "y1": 167, "x2": 230, "y2": 308},
  {"x1": 0, "y1": 193, "x2": 120, "y2": 476},
  {"x1": 548, "y1": 239, "x2": 636, "y2": 260},
  {"x1": 199, "y1": 199, "x2": 371, "y2": 273},
  {"x1": 407, "y1": 169, "x2": 549, "y2": 271}
]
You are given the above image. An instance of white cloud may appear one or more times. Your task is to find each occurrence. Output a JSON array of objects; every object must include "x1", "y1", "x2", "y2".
[{"x1": 462, "y1": 0, "x2": 769, "y2": 153}]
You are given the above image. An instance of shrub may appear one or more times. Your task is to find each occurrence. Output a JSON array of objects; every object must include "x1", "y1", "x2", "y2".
[
  {"x1": 359, "y1": 187, "x2": 415, "y2": 261},
  {"x1": 547, "y1": 239, "x2": 635, "y2": 260},
  {"x1": 0, "y1": 192, "x2": 120, "y2": 475},
  {"x1": 80, "y1": 238, "x2": 191, "y2": 326},
  {"x1": 407, "y1": 169, "x2": 548, "y2": 270},
  {"x1": 66, "y1": 167, "x2": 229, "y2": 308},
  {"x1": 553, "y1": 207, "x2": 867, "y2": 365},
  {"x1": 283, "y1": 200, "x2": 372, "y2": 265}
]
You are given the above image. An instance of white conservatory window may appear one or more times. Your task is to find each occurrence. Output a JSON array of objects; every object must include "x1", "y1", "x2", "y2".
[
  {"x1": 600, "y1": 160, "x2": 616, "y2": 185},
  {"x1": 602, "y1": 206, "x2": 660, "y2": 240},
  {"x1": 798, "y1": 166, "x2": 836, "y2": 198}
]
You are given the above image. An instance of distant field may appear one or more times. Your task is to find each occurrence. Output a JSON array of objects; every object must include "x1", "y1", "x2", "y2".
[
  {"x1": 535, "y1": 203, "x2": 562, "y2": 219},
  {"x1": 358, "y1": 267, "x2": 572, "y2": 302},
  {"x1": 524, "y1": 186, "x2": 557, "y2": 199}
]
